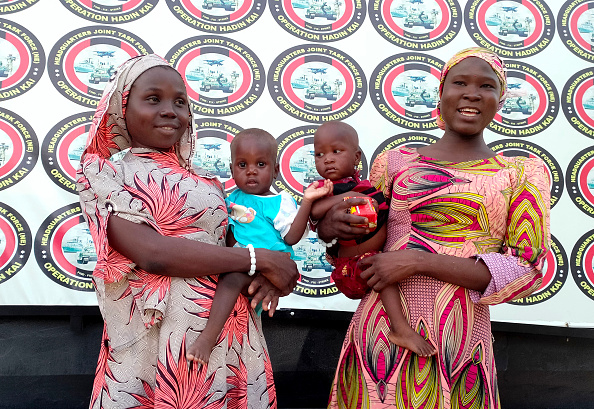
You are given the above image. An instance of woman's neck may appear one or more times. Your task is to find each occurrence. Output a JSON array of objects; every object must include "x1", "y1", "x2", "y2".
[{"x1": 417, "y1": 131, "x2": 495, "y2": 162}]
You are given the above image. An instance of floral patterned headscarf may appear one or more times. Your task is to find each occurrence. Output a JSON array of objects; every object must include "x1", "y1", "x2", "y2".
[
  {"x1": 81, "y1": 54, "x2": 195, "y2": 169},
  {"x1": 436, "y1": 47, "x2": 507, "y2": 130}
]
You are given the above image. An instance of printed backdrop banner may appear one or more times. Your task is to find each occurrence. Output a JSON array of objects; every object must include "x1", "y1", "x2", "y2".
[{"x1": 0, "y1": 0, "x2": 593, "y2": 328}]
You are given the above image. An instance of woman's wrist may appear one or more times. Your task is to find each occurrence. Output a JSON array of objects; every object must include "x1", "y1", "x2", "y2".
[{"x1": 247, "y1": 244, "x2": 256, "y2": 276}]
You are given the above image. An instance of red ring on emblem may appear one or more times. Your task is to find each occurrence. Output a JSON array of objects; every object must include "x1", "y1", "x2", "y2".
[
  {"x1": 0, "y1": 32, "x2": 29, "y2": 88},
  {"x1": 0, "y1": 217, "x2": 16, "y2": 266},
  {"x1": 0, "y1": 122, "x2": 23, "y2": 178},
  {"x1": 477, "y1": 0, "x2": 543, "y2": 45}
]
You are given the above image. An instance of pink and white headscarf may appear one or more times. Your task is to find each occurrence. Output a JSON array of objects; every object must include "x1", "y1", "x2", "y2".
[
  {"x1": 436, "y1": 47, "x2": 508, "y2": 130},
  {"x1": 81, "y1": 54, "x2": 195, "y2": 169}
]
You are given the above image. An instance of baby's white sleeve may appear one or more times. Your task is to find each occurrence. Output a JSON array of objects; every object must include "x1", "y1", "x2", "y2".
[{"x1": 274, "y1": 191, "x2": 308, "y2": 241}]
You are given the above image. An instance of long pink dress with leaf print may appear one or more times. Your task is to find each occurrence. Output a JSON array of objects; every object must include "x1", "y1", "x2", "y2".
[
  {"x1": 328, "y1": 147, "x2": 550, "y2": 409},
  {"x1": 78, "y1": 148, "x2": 276, "y2": 409}
]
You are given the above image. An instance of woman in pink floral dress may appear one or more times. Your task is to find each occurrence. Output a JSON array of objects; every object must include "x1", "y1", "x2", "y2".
[
  {"x1": 77, "y1": 54, "x2": 297, "y2": 409},
  {"x1": 320, "y1": 48, "x2": 551, "y2": 408}
]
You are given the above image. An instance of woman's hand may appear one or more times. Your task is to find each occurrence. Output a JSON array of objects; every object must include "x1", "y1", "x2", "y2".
[
  {"x1": 251, "y1": 249, "x2": 298, "y2": 296},
  {"x1": 248, "y1": 274, "x2": 282, "y2": 316},
  {"x1": 358, "y1": 250, "x2": 423, "y2": 291},
  {"x1": 317, "y1": 197, "x2": 369, "y2": 242}
]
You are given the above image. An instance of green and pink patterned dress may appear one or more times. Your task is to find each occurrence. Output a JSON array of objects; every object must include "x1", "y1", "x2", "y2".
[{"x1": 328, "y1": 147, "x2": 550, "y2": 409}]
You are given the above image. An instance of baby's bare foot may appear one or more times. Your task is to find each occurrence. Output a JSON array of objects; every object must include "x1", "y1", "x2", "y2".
[
  {"x1": 388, "y1": 326, "x2": 437, "y2": 357},
  {"x1": 186, "y1": 336, "x2": 214, "y2": 366}
]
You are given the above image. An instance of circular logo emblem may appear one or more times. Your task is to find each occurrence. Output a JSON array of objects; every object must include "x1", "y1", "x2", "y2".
[
  {"x1": 562, "y1": 67, "x2": 594, "y2": 140},
  {"x1": 488, "y1": 60, "x2": 558, "y2": 136},
  {"x1": 167, "y1": 36, "x2": 265, "y2": 117},
  {"x1": 269, "y1": 45, "x2": 366, "y2": 123},
  {"x1": 567, "y1": 146, "x2": 594, "y2": 218},
  {"x1": 269, "y1": 0, "x2": 365, "y2": 42},
  {"x1": 290, "y1": 232, "x2": 340, "y2": 298},
  {"x1": 34, "y1": 203, "x2": 95, "y2": 292},
  {"x1": 368, "y1": 0, "x2": 461, "y2": 50},
  {"x1": 41, "y1": 112, "x2": 94, "y2": 194},
  {"x1": 0, "y1": 18, "x2": 45, "y2": 101},
  {"x1": 370, "y1": 53, "x2": 443, "y2": 130},
  {"x1": 370, "y1": 132, "x2": 439, "y2": 165},
  {"x1": 571, "y1": 229, "x2": 594, "y2": 301},
  {"x1": 0, "y1": 108, "x2": 38, "y2": 191},
  {"x1": 488, "y1": 139, "x2": 563, "y2": 209},
  {"x1": 59, "y1": 0, "x2": 158, "y2": 23},
  {"x1": 166, "y1": 0, "x2": 266, "y2": 32},
  {"x1": 48, "y1": 26, "x2": 152, "y2": 108},
  {"x1": 558, "y1": 0, "x2": 594, "y2": 63},
  {"x1": 465, "y1": 0, "x2": 555, "y2": 58},
  {"x1": 194, "y1": 117, "x2": 243, "y2": 193},
  {"x1": 509, "y1": 235, "x2": 568, "y2": 305},
  {"x1": 0, "y1": 203, "x2": 31, "y2": 285},
  {"x1": 275, "y1": 125, "x2": 368, "y2": 202},
  {"x1": 0, "y1": 0, "x2": 40, "y2": 14}
]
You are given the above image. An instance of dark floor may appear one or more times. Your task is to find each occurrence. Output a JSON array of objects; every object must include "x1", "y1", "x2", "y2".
[{"x1": 1, "y1": 310, "x2": 593, "y2": 409}]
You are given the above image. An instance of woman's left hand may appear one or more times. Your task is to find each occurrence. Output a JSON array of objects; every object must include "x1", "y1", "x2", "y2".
[
  {"x1": 358, "y1": 250, "x2": 422, "y2": 291},
  {"x1": 248, "y1": 274, "x2": 282, "y2": 316}
]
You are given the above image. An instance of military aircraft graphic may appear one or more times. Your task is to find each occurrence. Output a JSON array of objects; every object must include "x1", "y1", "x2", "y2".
[
  {"x1": 508, "y1": 83, "x2": 522, "y2": 89},
  {"x1": 409, "y1": 0, "x2": 423, "y2": 4},
  {"x1": 408, "y1": 75, "x2": 426, "y2": 82},
  {"x1": 205, "y1": 59, "x2": 224, "y2": 66},
  {"x1": 201, "y1": 143, "x2": 222, "y2": 150},
  {"x1": 308, "y1": 67, "x2": 328, "y2": 75},
  {"x1": 502, "y1": 6, "x2": 518, "y2": 13},
  {"x1": 94, "y1": 51, "x2": 115, "y2": 58}
]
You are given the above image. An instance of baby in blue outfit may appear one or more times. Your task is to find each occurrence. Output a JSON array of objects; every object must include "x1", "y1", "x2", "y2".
[{"x1": 186, "y1": 128, "x2": 331, "y2": 365}]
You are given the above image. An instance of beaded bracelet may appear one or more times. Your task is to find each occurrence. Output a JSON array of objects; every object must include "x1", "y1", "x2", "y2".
[
  {"x1": 318, "y1": 238, "x2": 337, "y2": 248},
  {"x1": 247, "y1": 244, "x2": 257, "y2": 276}
]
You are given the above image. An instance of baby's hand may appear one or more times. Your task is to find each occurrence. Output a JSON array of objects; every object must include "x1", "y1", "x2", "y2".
[{"x1": 304, "y1": 179, "x2": 333, "y2": 202}]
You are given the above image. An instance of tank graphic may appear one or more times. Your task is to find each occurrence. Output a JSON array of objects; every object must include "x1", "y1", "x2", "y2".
[
  {"x1": 305, "y1": 0, "x2": 340, "y2": 20},
  {"x1": 302, "y1": 251, "x2": 333, "y2": 272},
  {"x1": 199, "y1": 60, "x2": 239, "y2": 94},
  {"x1": 305, "y1": 78, "x2": 342, "y2": 101},
  {"x1": 499, "y1": 18, "x2": 530, "y2": 37},
  {"x1": 202, "y1": 0, "x2": 237, "y2": 11},
  {"x1": 89, "y1": 65, "x2": 115, "y2": 84},
  {"x1": 404, "y1": 8, "x2": 437, "y2": 29},
  {"x1": 193, "y1": 144, "x2": 232, "y2": 178},
  {"x1": 405, "y1": 88, "x2": 436, "y2": 108},
  {"x1": 502, "y1": 96, "x2": 534, "y2": 115},
  {"x1": 304, "y1": 167, "x2": 321, "y2": 184},
  {"x1": 77, "y1": 245, "x2": 97, "y2": 264}
]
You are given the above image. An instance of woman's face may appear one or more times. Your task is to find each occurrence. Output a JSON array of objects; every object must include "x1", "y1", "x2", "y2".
[
  {"x1": 439, "y1": 57, "x2": 501, "y2": 138},
  {"x1": 126, "y1": 66, "x2": 190, "y2": 150}
]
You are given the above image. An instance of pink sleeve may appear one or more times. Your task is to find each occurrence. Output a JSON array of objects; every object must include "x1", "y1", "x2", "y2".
[{"x1": 469, "y1": 158, "x2": 551, "y2": 305}]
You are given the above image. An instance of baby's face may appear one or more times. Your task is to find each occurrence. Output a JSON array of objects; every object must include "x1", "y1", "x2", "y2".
[
  {"x1": 313, "y1": 127, "x2": 360, "y2": 181},
  {"x1": 230, "y1": 136, "x2": 278, "y2": 195}
]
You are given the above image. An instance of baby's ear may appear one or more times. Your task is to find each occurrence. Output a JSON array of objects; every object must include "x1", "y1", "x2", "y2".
[{"x1": 273, "y1": 162, "x2": 280, "y2": 178}]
